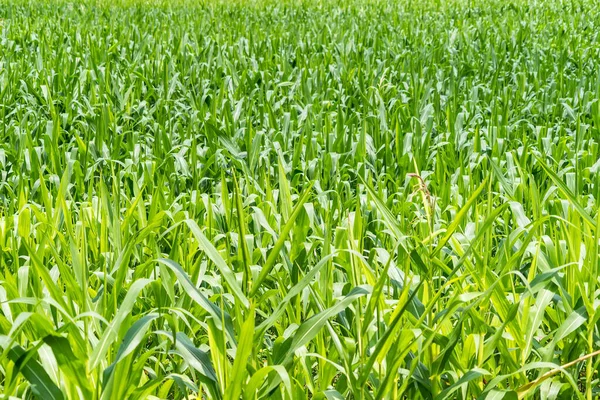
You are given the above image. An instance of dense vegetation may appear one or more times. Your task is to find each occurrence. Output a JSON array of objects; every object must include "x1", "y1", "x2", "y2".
[{"x1": 1, "y1": 0, "x2": 600, "y2": 398}]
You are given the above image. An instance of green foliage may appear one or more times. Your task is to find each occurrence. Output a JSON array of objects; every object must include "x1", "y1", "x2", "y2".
[{"x1": 1, "y1": 0, "x2": 600, "y2": 398}]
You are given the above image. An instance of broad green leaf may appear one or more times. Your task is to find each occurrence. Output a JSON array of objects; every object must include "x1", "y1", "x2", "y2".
[
  {"x1": 185, "y1": 219, "x2": 250, "y2": 309},
  {"x1": 8, "y1": 345, "x2": 64, "y2": 400},
  {"x1": 157, "y1": 258, "x2": 236, "y2": 343},
  {"x1": 283, "y1": 286, "x2": 370, "y2": 363},
  {"x1": 89, "y1": 279, "x2": 152, "y2": 370}
]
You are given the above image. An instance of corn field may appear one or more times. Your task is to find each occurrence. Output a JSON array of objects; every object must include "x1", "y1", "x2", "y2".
[{"x1": 1, "y1": 0, "x2": 600, "y2": 399}]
